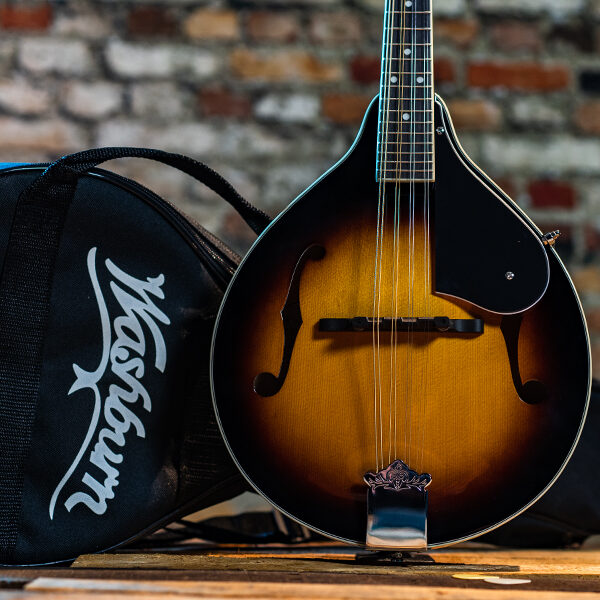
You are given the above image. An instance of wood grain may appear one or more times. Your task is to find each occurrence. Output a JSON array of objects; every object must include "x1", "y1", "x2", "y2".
[
  {"x1": 24, "y1": 575, "x2": 600, "y2": 600},
  {"x1": 72, "y1": 549, "x2": 600, "y2": 576}
]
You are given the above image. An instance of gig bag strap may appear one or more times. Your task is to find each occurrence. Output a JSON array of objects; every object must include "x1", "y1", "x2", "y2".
[
  {"x1": 0, "y1": 177, "x2": 76, "y2": 561},
  {"x1": 0, "y1": 147, "x2": 268, "y2": 560},
  {"x1": 34, "y1": 147, "x2": 271, "y2": 235}
]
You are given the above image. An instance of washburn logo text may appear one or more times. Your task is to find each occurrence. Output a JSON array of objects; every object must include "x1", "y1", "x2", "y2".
[{"x1": 49, "y1": 247, "x2": 170, "y2": 519}]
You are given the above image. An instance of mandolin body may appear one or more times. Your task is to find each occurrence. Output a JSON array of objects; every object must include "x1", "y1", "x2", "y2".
[{"x1": 211, "y1": 95, "x2": 591, "y2": 547}]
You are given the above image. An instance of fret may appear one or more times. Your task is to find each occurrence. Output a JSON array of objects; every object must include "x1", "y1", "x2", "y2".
[
  {"x1": 385, "y1": 28, "x2": 432, "y2": 42},
  {"x1": 382, "y1": 132, "x2": 432, "y2": 137},
  {"x1": 382, "y1": 122, "x2": 433, "y2": 126},
  {"x1": 380, "y1": 171, "x2": 434, "y2": 177},
  {"x1": 384, "y1": 73, "x2": 433, "y2": 79},
  {"x1": 384, "y1": 149, "x2": 434, "y2": 152},
  {"x1": 379, "y1": 110, "x2": 434, "y2": 117},
  {"x1": 380, "y1": 164, "x2": 434, "y2": 169},
  {"x1": 387, "y1": 30, "x2": 431, "y2": 44},
  {"x1": 381, "y1": 122, "x2": 433, "y2": 131},
  {"x1": 383, "y1": 82, "x2": 432, "y2": 94},
  {"x1": 382, "y1": 81, "x2": 432, "y2": 90},
  {"x1": 379, "y1": 99, "x2": 434, "y2": 110},
  {"x1": 380, "y1": 168, "x2": 434, "y2": 172},
  {"x1": 381, "y1": 142, "x2": 433, "y2": 149},
  {"x1": 388, "y1": 15, "x2": 431, "y2": 28},
  {"x1": 385, "y1": 48, "x2": 431, "y2": 60},
  {"x1": 380, "y1": 117, "x2": 434, "y2": 125}
]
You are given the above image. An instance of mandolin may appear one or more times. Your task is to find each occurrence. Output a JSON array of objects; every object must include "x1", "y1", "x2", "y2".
[{"x1": 211, "y1": 0, "x2": 591, "y2": 549}]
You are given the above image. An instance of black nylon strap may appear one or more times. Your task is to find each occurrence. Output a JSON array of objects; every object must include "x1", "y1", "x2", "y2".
[
  {"x1": 38, "y1": 147, "x2": 271, "y2": 235},
  {"x1": 0, "y1": 179, "x2": 75, "y2": 561}
]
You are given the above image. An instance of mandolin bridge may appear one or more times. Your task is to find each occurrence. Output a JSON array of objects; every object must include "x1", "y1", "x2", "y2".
[{"x1": 319, "y1": 317, "x2": 483, "y2": 334}]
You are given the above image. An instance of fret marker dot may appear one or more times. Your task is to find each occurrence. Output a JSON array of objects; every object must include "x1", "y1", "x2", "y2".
[
  {"x1": 391, "y1": 76, "x2": 398, "y2": 83},
  {"x1": 405, "y1": 49, "x2": 411, "y2": 55},
  {"x1": 417, "y1": 76, "x2": 424, "y2": 84},
  {"x1": 406, "y1": 1, "x2": 413, "y2": 6},
  {"x1": 403, "y1": 113, "x2": 410, "y2": 121}
]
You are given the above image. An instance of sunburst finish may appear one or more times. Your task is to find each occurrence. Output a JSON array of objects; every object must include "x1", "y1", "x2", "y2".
[{"x1": 211, "y1": 97, "x2": 590, "y2": 547}]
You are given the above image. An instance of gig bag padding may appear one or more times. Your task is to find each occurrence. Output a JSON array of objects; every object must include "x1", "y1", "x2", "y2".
[{"x1": 0, "y1": 148, "x2": 270, "y2": 566}]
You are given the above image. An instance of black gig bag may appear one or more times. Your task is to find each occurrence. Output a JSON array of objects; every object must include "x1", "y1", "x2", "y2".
[{"x1": 0, "y1": 147, "x2": 270, "y2": 566}]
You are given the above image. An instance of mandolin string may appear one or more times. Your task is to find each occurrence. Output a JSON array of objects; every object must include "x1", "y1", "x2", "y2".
[
  {"x1": 400, "y1": 0, "x2": 410, "y2": 464},
  {"x1": 388, "y1": 0, "x2": 396, "y2": 467},
  {"x1": 384, "y1": 0, "x2": 395, "y2": 469},
  {"x1": 374, "y1": 0, "x2": 393, "y2": 471},
  {"x1": 382, "y1": 0, "x2": 396, "y2": 469},
  {"x1": 378, "y1": 0, "x2": 391, "y2": 471},
  {"x1": 420, "y1": 0, "x2": 432, "y2": 472},
  {"x1": 391, "y1": 0, "x2": 406, "y2": 465},
  {"x1": 402, "y1": 0, "x2": 410, "y2": 466},
  {"x1": 408, "y1": 0, "x2": 420, "y2": 469}
]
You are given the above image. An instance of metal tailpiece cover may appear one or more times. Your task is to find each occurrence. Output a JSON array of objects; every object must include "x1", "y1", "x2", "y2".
[{"x1": 365, "y1": 460, "x2": 431, "y2": 550}]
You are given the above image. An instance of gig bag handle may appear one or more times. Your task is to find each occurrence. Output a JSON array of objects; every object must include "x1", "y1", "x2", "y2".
[{"x1": 28, "y1": 147, "x2": 271, "y2": 235}]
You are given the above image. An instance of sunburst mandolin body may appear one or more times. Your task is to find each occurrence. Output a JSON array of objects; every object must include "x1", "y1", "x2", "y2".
[{"x1": 211, "y1": 96, "x2": 590, "y2": 547}]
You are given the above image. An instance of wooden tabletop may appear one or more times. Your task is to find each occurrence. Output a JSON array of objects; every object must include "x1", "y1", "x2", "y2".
[{"x1": 0, "y1": 545, "x2": 598, "y2": 599}]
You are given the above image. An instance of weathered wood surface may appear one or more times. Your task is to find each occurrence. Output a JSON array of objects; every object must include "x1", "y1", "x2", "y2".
[
  {"x1": 20, "y1": 578, "x2": 600, "y2": 599},
  {"x1": 0, "y1": 548, "x2": 598, "y2": 599},
  {"x1": 72, "y1": 549, "x2": 600, "y2": 576}
]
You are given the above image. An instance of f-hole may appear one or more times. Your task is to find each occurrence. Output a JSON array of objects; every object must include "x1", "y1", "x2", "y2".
[
  {"x1": 500, "y1": 314, "x2": 548, "y2": 405},
  {"x1": 253, "y1": 244, "x2": 326, "y2": 397}
]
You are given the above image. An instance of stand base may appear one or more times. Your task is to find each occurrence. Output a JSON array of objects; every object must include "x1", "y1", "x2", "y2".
[{"x1": 355, "y1": 550, "x2": 435, "y2": 565}]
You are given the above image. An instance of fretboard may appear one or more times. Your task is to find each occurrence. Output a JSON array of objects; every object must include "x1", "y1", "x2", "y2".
[{"x1": 376, "y1": 0, "x2": 434, "y2": 183}]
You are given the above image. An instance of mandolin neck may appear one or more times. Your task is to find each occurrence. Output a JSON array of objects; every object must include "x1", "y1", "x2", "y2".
[{"x1": 376, "y1": 0, "x2": 435, "y2": 183}]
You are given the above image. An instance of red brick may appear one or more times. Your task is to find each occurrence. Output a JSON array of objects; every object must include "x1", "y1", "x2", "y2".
[
  {"x1": 350, "y1": 55, "x2": 381, "y2": 84},
  {"x1": 127, "y1": 7, "x2": 176, "y2": 37},
  {"x1": 308, "y1": 12, "x2": 362, "y2": 45},
  {"x1": 351, "y1": 56, "x2": 453, "y2": 86},
  {"x1": 528, "y1": 180, "x2": 577, "y2": 208},
  {"x1": 198, "y1": 87, "x2": 251, "y2": 119},
  {"x1": 230, "y1": 49, "x2": 342, "y2": 84},
  {"x1": 246, "y1": 12, "x2": 299, "y2": 43},
  {"x1": 490, "y1": 22, "x2": 542, "y2": 52},
  {"x1": 575, "y1": 101, "x2": 600, "y2": 135},
  {"x1": 322, "y1": 93, "x2": 371, "y2": 125},
  {"x1": 468, "y1": 62, "x2": 570, "y2": 91},
  {"x1": 0, "y1": 3, "x2": 51, "y2": 30},
  {"x1": 434, "y1": 57, "x2": 456, "y2": 84},
  {"x1": 185, "y1": 9, "x2": 239, "y2": 41},
  {"x1": 585, "y1": 226, "x2": 600, "y2": 254},
  {"x1": 435, "y1": 19, "x2": 479, "y2": 48},
  {"x1": 447, "y1": 99, "x2": 502, "y2": 131}
]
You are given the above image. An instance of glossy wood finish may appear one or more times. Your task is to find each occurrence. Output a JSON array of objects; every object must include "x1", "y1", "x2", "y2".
[{"x1": 211, "y1": 97, "x2": 590, "y2": 547}]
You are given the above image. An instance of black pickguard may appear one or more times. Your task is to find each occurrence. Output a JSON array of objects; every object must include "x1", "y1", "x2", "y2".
[{"x1": 434, "y1": 100, "x2": 550, "y2": 314}]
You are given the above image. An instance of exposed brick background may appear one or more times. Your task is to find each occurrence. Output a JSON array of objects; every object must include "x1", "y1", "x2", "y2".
[{"x1": 1, "y1": 0, "x2": 600, "y2": 374}]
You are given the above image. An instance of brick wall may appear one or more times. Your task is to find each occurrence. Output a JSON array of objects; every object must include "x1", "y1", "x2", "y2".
[{"x1": 1, "y1": 0, "x2": 600, "y2": 374}]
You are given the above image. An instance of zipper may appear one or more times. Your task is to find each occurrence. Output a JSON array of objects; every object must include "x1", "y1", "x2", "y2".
[{"x1": 0, "y1": 164, "x2": 240, "y2": 288}]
